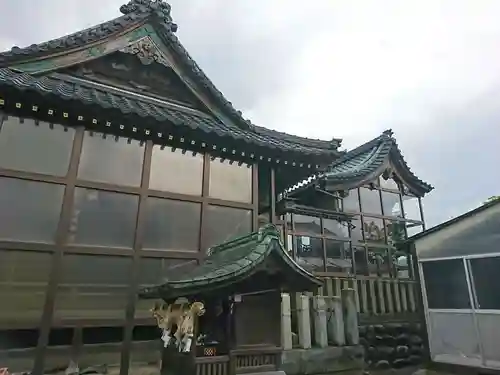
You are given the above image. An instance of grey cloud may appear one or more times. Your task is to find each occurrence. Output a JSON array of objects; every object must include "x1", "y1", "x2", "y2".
[{"x1": 1, "y1": 0, "x2": 498, "y2": 228}]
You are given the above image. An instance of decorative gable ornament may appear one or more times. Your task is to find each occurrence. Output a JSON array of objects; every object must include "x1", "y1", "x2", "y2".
[{"x1": 120, "y1": 36, "x2": 170, "y2": 67}]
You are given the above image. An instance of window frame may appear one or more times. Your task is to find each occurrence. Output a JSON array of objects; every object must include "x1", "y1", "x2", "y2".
[{"x1": 0, "y1": 116, "x2": 257, "y2": 254}]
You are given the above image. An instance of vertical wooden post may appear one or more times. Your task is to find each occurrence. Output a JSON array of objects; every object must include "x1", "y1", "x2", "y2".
[
  {"x1": 400, "y1": 281, "x2": 409, "y2": 312},
  {"x1": 252, "y1": 164, "x2": 259, "y2": 230},
  {"x1": 360, "y1": 279, "x2": 368, "y2": 314},
  {"x1": 121, "y1": 140, "x2": 153, "y2": 375},
  {"x1": 385, "y1": 280, "x2": 394, "y2": 313},
  {"x1": 377, "y1": 279, "x2": 386, "y2": 314},
  {"x1": 33, "y1": 127, "x2": 84, "y2": 375},
  {"x1": 342, "y1": 288, "x2": 359, "y2": 345},
  {"x1": 269, "y1": 168, "x2": 276, "y2": 224},
  {"x1": 393, "y1": 279, "x2": 402, "y2": 313}
]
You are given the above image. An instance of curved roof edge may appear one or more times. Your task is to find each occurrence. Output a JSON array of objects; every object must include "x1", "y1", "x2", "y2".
[
  {"x1": 285, "y1": 130, "x2": 434, "y2": 198},
  {"x1": 0, "y1": 0, "x2": 341, "y2": 153},
  {"x1": 138, "y1": 224, "x2": 322, "y2": 300}
]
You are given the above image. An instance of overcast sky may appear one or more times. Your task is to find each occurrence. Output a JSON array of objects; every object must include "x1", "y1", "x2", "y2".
[{"x1": 1, "y1": 0, "x2": 499, "y2": 227}]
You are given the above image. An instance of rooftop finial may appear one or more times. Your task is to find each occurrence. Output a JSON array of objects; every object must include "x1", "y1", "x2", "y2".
[
  {"x1": 382, "y1": 129, "x2": 394, "y2": 137},
  {"x1": 120, "y1": 0, "x2": 178, "y2": 32}
]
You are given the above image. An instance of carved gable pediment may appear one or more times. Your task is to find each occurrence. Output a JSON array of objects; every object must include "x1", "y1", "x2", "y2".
[{"x1": 61, "y1": 38, "x2": 205, "y2": 110}]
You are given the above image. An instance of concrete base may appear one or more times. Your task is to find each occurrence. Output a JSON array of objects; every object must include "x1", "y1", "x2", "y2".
[{"x1": 280, "y1": 346, "x2": 364, "y2": 375}]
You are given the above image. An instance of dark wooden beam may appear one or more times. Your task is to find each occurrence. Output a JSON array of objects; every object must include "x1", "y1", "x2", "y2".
[
  {"x1": 269, "y1": 168, "x2": 276, "y2": 224},
  {"x1": 252, "y1": 164, "x2": 259, "y2": 230},
  {"x1": 120, "y1": 140, "x2": 153, "y2": 375},
  {"x1": 33, "y1": 126, "x2": 84, "y2": 375},
  {"x1": 199, "y1": 153, "x2": 211, "y2": 257}
]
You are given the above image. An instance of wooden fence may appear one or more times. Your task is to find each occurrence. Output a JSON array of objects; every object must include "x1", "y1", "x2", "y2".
[{"x1": 314, "y1": 275, "x2": 419, "y2": 321}]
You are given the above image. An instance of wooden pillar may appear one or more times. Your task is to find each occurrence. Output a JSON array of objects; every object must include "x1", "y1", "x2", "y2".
[
  {"x1": 269, "y1": 167, "x2": 276, "y2": 224},
  {"x1": 33, "y1": 127, "x2": 84, "y2": 375}
]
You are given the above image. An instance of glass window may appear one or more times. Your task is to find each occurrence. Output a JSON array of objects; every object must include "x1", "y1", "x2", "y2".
[
  {"x1": 59, "y1": 254, "x2": 132, "y2": 285},
  {"x1": 67, "y1": 188, "x2": 138, "y2": 248},
  {"x1": 325, "y1": 240, "x2": 351, "y2": 273},
  {"x1": 362, "y1": 217, "x2": 385, "y2": 244},
  {"x1": 422, "y1": 259, "x2": 471, "y2": 309},
  {"x1": 293, "y1": 215, "x2": 321, "y2": 235},
  {"x1": 0, "y1": 250, "x2": 52, "y2": 324},
  {"x1": 78, "y1": 131, "x2": 144, "y2": 186},
  {"x1": 137, "y1": 258, "x2": 194, "y2": 286},
  {"x1": 286, "y1": 214, "x2": 293, "y2": 230},
  {"x1": 353, "y1": 246, "x2": 369, "y2": 275},
  {"x1": 0, "y1": 178, "x2": 64, "y2": 243},
  {"x1": 379, "y1": 176, "x2": 400, "y2": 191},
  {"x1": 54, "y1": 254, "x2": 131, "y2": 320},
  {"x1": 359, "y1": 187, "x2": 382, "y2": 215},
  {"x1": 323, "y1": 218, "x2": 349, "y2": 238},
  {"x1": 470, "y1": 257, "x2": 500, "y2": 310},
  {"x1": 0, "y1": 117, "x2": 75, "y2": 176},
  {"x1": 350, "y1": 216, "x2": 363, "y2": 242},
  {"x1": 385, "y1": 220, "x2": 407, "y2": 246},
  {"x1": 402, "y1": 195, "x2": 422, "y2": 221},
  {"x1": 368, "y1": 247, "x2": 392, "y2": 276},
  {"x1": 149, "y1": 146, "x2": 203, "y2": 195},
  {"x1": 295, "y1": 235, "x2": 324, "y2": 273},
  {"x1": 395, "y1": 251, "x2": 411, "y2": 279},
  {"x1": 381, "y1": 191, "x2": 403, "y2": 218},
  {"x1": 205, "y1": 206, "x2": 252, "y2": 250},
  {"x1": 406, "y1": 222, "x2": 424, "y2": 237},
  {"x1": 143, "y1": 198, "x2": 201, "y2": 251},
  {"x1": 209, "y1": 158, "x2": 252, "y2": 203},
  {"x1": 342, "y1": 189, "x2": 360, "y2": 212},
  {"x1": 136, "y1": 257, "x2": 196, "y2": 319}
]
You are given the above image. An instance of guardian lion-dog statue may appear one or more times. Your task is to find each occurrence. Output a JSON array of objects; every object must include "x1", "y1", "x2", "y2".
[{"x1": 151, "y1": 300, "x2": 205, "y2": 352}]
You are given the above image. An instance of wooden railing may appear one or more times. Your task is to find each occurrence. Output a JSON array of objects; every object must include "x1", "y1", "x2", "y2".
[
  {"x1": 315, "y1": 275, "x2": 419, "y2": 320},
  {"x1": 196, "y1": 356, "x2": 230, "y2": 375},
  {"x1": 231, "y1": 347, "x2": 280, "y2": 374},
  {"x1": 195, "y1": 347, "x2": 280, "y2": 375}
]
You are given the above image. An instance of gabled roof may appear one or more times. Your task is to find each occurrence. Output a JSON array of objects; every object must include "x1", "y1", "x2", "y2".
[
  {"x1": 285, "y1": 130, "x2": 433, "y2": 197},
  {"x1": 138, "y1": 224, "x2": 322, "y2": 300},
  {"x1": 409, "y1": 198, "x2": 500, "y2": 243},
  {"x1": 0, "y1": 0, "x2": 341, "y2": 160}
]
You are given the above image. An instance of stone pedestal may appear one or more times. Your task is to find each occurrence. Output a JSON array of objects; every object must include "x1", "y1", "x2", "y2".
[{"x1": 160, "y1": 346, "x2": 196, "y2": 375}]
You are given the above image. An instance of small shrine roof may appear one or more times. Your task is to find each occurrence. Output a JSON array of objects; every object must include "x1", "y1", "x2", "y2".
[
  {"x1": 138, "y1": 224, "x2": 322, "y2": 300},
  {"x1": 286, "y1": 130, "x2": 434, "y2": 197}
]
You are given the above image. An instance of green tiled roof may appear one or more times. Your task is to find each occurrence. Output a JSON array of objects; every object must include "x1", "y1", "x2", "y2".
[
  {"x1": 0, "y1": 0, "x2": 342, "y2": 156},
  {"x1": 138, "y1": 224, "x2": 322, "y2": 300},
  {"x1": 286, "y1": 130, "x2": 433, "y2": 197},
  {"x1": 0, "y1": 68, "x2": 334, "y2": 156}
]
